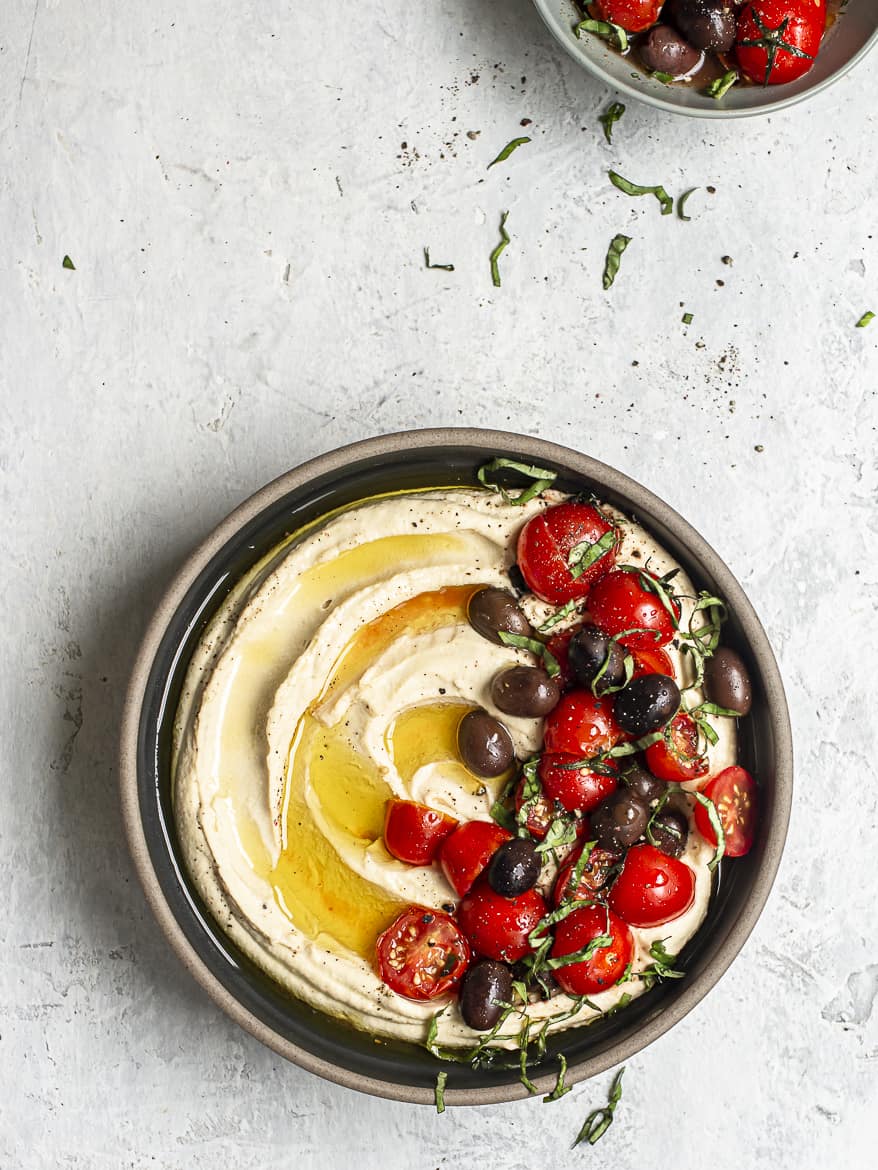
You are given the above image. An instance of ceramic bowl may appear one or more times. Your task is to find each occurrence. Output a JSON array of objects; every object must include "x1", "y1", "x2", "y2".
[
  {"x1": 120, "y1": 428, "x2": 792, "y2": 1104},
  {"x1": 532, "y1": 1, "x2": 878, "y2": 118}
]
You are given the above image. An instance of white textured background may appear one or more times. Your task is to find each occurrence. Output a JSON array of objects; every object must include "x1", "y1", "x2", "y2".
[{"x1": 2, "y1": 0, "x2": 877, "y2": 1165}]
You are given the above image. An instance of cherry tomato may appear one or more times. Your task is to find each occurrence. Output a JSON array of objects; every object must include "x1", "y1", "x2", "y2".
[
  {"x1": 517, "y1": 502, "x2": 618, "y2": 605},
  {"x1": 514, "y1": 776, "x2": 554, "y2": 840},
  {"x1": 694, "y1": 766, "x2": 758, "y2": 858},
  {"x1": 384, "y1": 800, "x2": 459, "y2": 866},
  {"x1": 542, "y1": 690, "x2": 624, "y2": 758},
  {"x1": 631, "y1": 644, "x2": 675, "y2": 680},
  {"x1": 539, "y1": 753, "x2": 618, "y2": 814},
  {"x1": 735, "y1": 1, "x2": 825, "y2": 87},
  {"x1": 593, "y1": 0, "x2": 663, "y2": 34},
  {"x1": 552, "y1": 844, "x2": 621, "y2": 907},
  {"x1": 550, "y1": 904, "x2": 633, "y2": 995},
  {"x1": 587, "y1": 569, "x2": 680, "y2": 650},
  {"x1": 644, "y1": 712, "x2": 709, "y2": 783},
  {"x1": 608, "y1": 844, "x2": 696, "y2": 927},
  {"x1": 457, "y1": 879, "x2": 546, "y2": 963},
  {"x1": 376, "y1": 906, "x2": 470, "y2": 1001},
  {"x1": 439, "y1": 820, "x2": 512, "y2": 896}
]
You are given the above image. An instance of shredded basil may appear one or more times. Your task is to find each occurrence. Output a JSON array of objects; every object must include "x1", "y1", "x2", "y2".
[
  {"x1": 435, "y1": 1070, "x2": 447, "y2": 1113},
  {"x1": 618, "y1": 564, "x2": 680, "y2": 628},
  {"x1": 677, "y1": 189, "x2": 698, "y2": 222},
  {"x1": 487, "y1": 136, "x2": 531, "y2": 169},
  {"x1": 568, "y1": 530, "x2": 616, "y2": 580},
  {"x1": 423, "y1": 247, "x2": 454, "y2": 271},
  {"x1": 651, "y1": 71, "x2": 674, "y2": 85},
  {"x1": 602, "y1": 233, "x2": 632, "y2": 290},
  {"x1": 639, "y1": 938, "x2": 685, "y2": 988},
  {"x1": 692, "y1": 789, "x2": 726, "y2": 870},
  {"x1": 598, "y1": 101, "x2": 625, "y2": 145},
  {"x1": 706, "y1": 70, "x2": 738, "y2": 99},
  {"x1": 537, "y1": 599, "x2": 579, "y2": 633},
  {"x1": 547, "y1": 931, "x2": 613, "y2": 970},
  {"x1": 534, "y1": 815, "x2": 580, "y2": 854},
  {"x1": 575, "y1": 18, "x2": 628, "y2": 52},
  {"x1": 490, "y1": 209, "x2": 510, "y2": 288},
  {"x1": 609, "y1": 170, "x2": 673, "y2": 216},
  {"x1": 62, "y1": 255, "x2": 75, "y2": 270},
  {"x1": 498, "y1": 630, "x2": 561, "y2": 677},
  {"x1": 682, "y1": 311, "x2": 694, "y2": 325},
  {"x1": 489, "y1": 799, "x2": 517, "y2": 832},
  {"x1": 856, "y1": 310, "x2": 875, "y2": 328},
  {"x1": 544, "y1": 1054, "x2": 572, "y2": 1102},
  {"x1": 573, "y1": 1066, "x2": 625, "y2": 1147},
  {"x1": 477, "y1": 456, "x2": 557, "y2": 505}
]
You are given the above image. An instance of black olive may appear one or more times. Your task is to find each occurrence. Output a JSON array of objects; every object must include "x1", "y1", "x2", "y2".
[
  {"x1": 703, "y1": 647, "x2": 752, "y2": 716},
  {"x1": 467, "y1": 587, "x2": 533, "y2": 644},
  {"x1": 614, "y1": 674, "x2": 681, "y2": 737},
  {"x1": 459, "y1": 959, "x2": 514, "y2": 1031},
  {"x1": 487, "y1": 838, "x2": 542, "y2": 896},
  {"x1": 650, "y1": 809, "x2": 689, "y2": 858},
  {"x1": 457, "y1": 709, "x2": 515, "y2": 777},
  {"x1": 637, "y1": 25, "x2": 702, "y2": 78},
  {"x1": 591, "y1": 791, "x2": 649, "y2": 851},
  {"x1": 507, "y1": 563, "x2": 528, "y2": 597},
  {"x1": 491, "y1": 665, "x2": 561, "y2": 718},
  {"x1": 568, "y1": 625, "x2": 627, "y2": 693},
  {"x1": 665, "y1": 0, "x2": 737, "y2": 53},
  {"x1": 621, "y1": 760, "x2": 666, "y2": 805},
  {"x1": 592, "y1": 793, "x2": 649, "y2": 851}
]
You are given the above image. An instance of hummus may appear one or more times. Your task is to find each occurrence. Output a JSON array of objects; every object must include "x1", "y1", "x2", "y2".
[{"x1": 173, "y1": 488, "x2": 735, "y2": 1048}]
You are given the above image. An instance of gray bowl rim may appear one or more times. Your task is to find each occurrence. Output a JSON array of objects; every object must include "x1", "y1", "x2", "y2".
[
  {"x1": 119, "y1": 427, "x2": 793, "y2": 1106},
  {"x1": 531, "y1": 0, "x2": 878, "y2": 120}
]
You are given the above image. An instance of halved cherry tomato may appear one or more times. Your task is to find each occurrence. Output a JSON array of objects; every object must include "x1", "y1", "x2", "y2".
[
  {"x1": 552, "y1": 844, "x2": 621, "y2": 907},
  {"x1": 517, "y1": 502, "x2": 618, "y2": 605},
  {"x1": 631, "y1": 644, "x2": 675, "y2": 680},
  {"x1": 550, "y1": 904, "x2": 633, "y2": 995},
  {"x1": 539, "y1": 753, "x2": 618, "y2": 814},
  {"x1": 384, "y1": 800, "x2": 459, "y2": 865},
  {"x1": 376, "y1": 906, "x2": 470, "y2": 1001},
  {"x1": 694, "y1": 766, "x2": 758, "y2": 858},
  {"x1": 593, "y1": 0, "x2": 663, "y2": 34},
  {"x1": 735, "y1": 1, "x2": 825, "y2": 87},
  {"x1": 608, "y1": 844, "x2": 695, "y2": 928},
  {"x1": 439, "y1": 820, "x2": 511, "y2": 896},
  {"x1": 587, "y1": 569, "x2": 680, "y2": 650},
  {"x1": 457, "y1": 880, "x2": 546, "y2": 963},
  {"x1": 514, "y1": 776, "x2": 554, "y2": 840},
  {"x1": 644, "y1": 712, "x2": 709, "y2": 783},
  {"x1": 543, "y1": 690, "x2": 624, "y2": 758}
]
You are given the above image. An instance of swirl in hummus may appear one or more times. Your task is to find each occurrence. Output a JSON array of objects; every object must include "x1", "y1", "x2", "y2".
[{"x1": 173, "y1": 488, "x2": 735, "y2": 1048}]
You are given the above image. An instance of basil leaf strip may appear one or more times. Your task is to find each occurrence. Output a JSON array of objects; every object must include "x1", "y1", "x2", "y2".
[
  {"x1": 609, "y1": 170, "x2": 673, "y2": 216},
  {"x1": 498, "y1": 631, "x2": 561, "y2": 677},
  {"x1": 568, "y1": 529, "x2": 616, "y2": 580},
  {"x1": 692, "y1": 789, "x2": 726, "y2": 870},
  {"x1": 477, "y1": 456, "x2": 557, "y2": 505},
  {"x1": 573, "y1": 1066, "x2": 625, "y2": 1147},
  {"x1": 535, "y1": 815, "x2": 580, "y2": 854},
  {"x1": 537, "y1": 599, "x2": 579, "y2": 633},
  {"x1": 435, "y1": 1070, "x2": 447, "y2": 1113},
  {"x1": 62, "y1": 255, "x2": 76, "y2": 270},
  {"x1": 677, "y1": 189, "x2": 698, "y2": 222},
  {"x1": 706, "y1": 70, "x2": 738, "y2": 99},
  {"x1": 856, "y1": 311, "x2": 875, "y2": 328},
  {"x1": 575, "y1": 18, "x2": 628, "y2": 52},
  {"x1": 487, "y1": 136, "x2": 531, "y2": 169},
  {"x1": 423, "y1": 247, "x2": 455, "y2": 271},
  {"x1": 544, "y1": 1054, "x2": 572, "y2": 1102},
  {"x1": 602, "y1": 233, "x2": 632, "y2": 290},
  {"x1": 598, "y1": 101, "x2": 625, "y2": 145},
  {"x1": 490, "y1": 209, "x2": 510, "y2": 288}
]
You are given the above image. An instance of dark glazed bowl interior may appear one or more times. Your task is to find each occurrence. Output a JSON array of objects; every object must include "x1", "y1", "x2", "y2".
[{"x1": 120, "y1": 429, "x2": 792, "y2": 1105}]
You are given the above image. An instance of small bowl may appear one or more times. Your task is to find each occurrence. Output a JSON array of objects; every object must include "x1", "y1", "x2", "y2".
[
  {"x1": 532, "y1": 1, "x2": 878, "y2": 118},
  {"x1": 120, "y1": 429, "x2": 792, "y2": 1104}
]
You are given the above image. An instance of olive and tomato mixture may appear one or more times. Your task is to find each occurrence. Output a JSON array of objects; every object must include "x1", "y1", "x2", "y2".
[
  {"x1": 580, "y1": 2, "x2": 835, "y2": 91},
  {"x1": 375, "y1": 488, "x2": 758, "y2": 1050}
]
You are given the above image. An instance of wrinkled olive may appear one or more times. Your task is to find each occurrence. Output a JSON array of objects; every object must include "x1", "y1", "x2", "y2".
[
  {"x1": 649, "y1": 809, "x2": 689, "y2": 858},
  {"x1": 467, "y1": 587, "x2": 533, "y2": 644},
  {"x1": 487, "y1": 838, "x2": 542, "y2": 896},
  {"x1": 704, "y1": 647, "x2": 752, "y2": 716},
  {"x1": 614, "y1": 674, "x2": 681, "y2": 737},
  {"x1": 458, "y1": 709, "x2": 515, "y2": 777},
  {"x1": 591, "y1": 791, "x2": 649, "y2": 851},
  {"x1": 568, "y1": 625, "x2": 627, "y2": 693},
  {"x1": 491, "y1": 665, "x2": 561, "y2": 718},
  {"x1": 459, "y1": 959, "x2": 514, "y2": 1031},
  {"x1": 621, "y1": 761, "x2": 666, "y2": 805},
  {"x1": 665, "y1": 0, "x2": 737, "y2": 53},
  {"x1": 637, "y1": 25, "x2": 702, "y2": 78}
]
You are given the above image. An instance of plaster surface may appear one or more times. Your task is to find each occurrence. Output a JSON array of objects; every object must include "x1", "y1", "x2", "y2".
[{"x1": 1, "y1": 1, "x2": 876, "y2": 1166}]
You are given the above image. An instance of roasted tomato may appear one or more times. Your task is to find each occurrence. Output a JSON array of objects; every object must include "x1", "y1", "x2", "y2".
[
  {"x1": 644, "y1": 712, "x2": 709, "y2": 783},
  {"x1": 631, "y1": 644, "x2": 675, "y2": 680},
  {"x1": 735, "y1": 1, "x2": 826, "y2": 86},
  {"x1": 384, "y1": 800, "x2": 459, "y2": 865},
  {"x1": 542, "y1": 690, "x2": 624, "y2": 758},
  {"x1": 517, "y1": 501, "x2": 618, "y2": 605},
  {"x1": 608, "y1": 843, "x2": 696, "y2": 927},
  {"x1": 514, "y1": 776, "x2": 554, "y2": 840},
  {"x1": 376, "y1": 907, "x2": 470, "y2": 1001},
  {"x1": 439, "y1": 820, "x2": 511, "y2": 896},
  {"x1": 592, "y1": 0, "x2": 664, "y2": 34},
  {"x1": 550, "y1": 904, "x2": 633, "y2": 995},
  {"x1": 539, "y1": 753, "x2": 618, "y2": 814},
  {"x1": 457, "y1": 880, "x2": 546, "y2": 963},
  {"x1": 552, "y1": 844, "x2": 621, "y2": 907},
  {"x1": 694, "y1": 766, "x2": 758, "y2": 857},
  {"x1": 587, "y1": 569, "x2": 680, "y2": 650}
]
